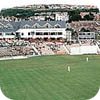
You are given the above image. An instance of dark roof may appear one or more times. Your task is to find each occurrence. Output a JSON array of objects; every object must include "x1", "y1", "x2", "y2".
[
  {"x1": 0, "y1": 20, "x2": 66, "y2": 32},
  {"x1": 0, "y1": 20, "x2": 20, "y2": 32},
  {"x1": 19, "y1": 20, "x2": 66, "y2": 28}
]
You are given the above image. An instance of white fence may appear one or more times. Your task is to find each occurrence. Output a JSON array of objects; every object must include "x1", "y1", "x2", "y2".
[{"x1": 70, "y1": 45, "x2": 98, "y2": 55}]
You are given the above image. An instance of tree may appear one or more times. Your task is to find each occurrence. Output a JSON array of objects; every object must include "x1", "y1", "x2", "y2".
[
  {"x1": 70, "y1": 14, "x2": 82, "y2": 21},
  {"x1": 84, "y1": 12, "x2": 94, "y2": 20},
  {"x1": 0, "y1": 8, "x2": 34, "y2": 18},
  {"x1": 68, "y1": 9, "x2": 82, "y2": 22},
  {"x1": 89, "y1": 8, "x2": 99, "y2": 13}
]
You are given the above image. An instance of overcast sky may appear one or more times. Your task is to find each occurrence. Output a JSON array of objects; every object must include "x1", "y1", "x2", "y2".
[{"x1": 0, "y1": 0, "x2": 100, "y2": 10}]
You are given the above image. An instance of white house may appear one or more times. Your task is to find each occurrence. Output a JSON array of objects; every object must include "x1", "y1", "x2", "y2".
[
  {"x1": 78, "y1": 32, "x2": 96, "y2": 40},
  {"x1": 16, "y1": 21, "x2": 72, "y2": 41},
  {"x1": 55, "y1": 12, "x2": 69, "y2": 21},
  {"x1": 16, "y1": 28, "x2": 71, "y2": 40},
  {"x1": 0, "y1": 20, "x2": 72, "y2": 41}
]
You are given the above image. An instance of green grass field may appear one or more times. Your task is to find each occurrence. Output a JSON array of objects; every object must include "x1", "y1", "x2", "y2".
[{"x1": 0, "y1": 55, "x2": 100, "y2": 100}]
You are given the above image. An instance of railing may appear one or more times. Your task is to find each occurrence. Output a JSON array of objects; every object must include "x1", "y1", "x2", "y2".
[
  {"x1": 63, "y1": 44, "x2": 70, "y2": 54},
  {"x1": 31, "y1": 45, "x2": 41, "y2": 55}
]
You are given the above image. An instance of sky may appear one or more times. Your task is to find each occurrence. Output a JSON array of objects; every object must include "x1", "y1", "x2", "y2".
[{"x1": 0, "y1": 0, "x2": 100, "y2": 10}]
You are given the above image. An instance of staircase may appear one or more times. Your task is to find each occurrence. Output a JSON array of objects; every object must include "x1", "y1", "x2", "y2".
[
  {"x1": 31, "y1": 44, "x2": 41, "y2": 55},
  {"x1": 63, "y1": 44, "x2": 70, "y2": 54}
]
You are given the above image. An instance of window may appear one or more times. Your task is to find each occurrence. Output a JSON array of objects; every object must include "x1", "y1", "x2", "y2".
[
  {"x1": 28, "y1": 32, "x2": 31, "y2": 35},
  {"x1": 58, "y1": 32, "x2": 62, "y2": 35},
  {"x1": 36, "y1": 32, "x2": 42, "y2": 35},
  {"x1": 44, "y1": 23, "x2": 52, "y2": 28},
  {"x1": 5, "y1": 33, "x2": 14, "y2": 35},
  {"x1": 44, "y1": 32, "x2": 48, "y2": 35},
  {"x1": 33, "y1": 23, "x2": 40, "y2": 28},
  {"x1": 83, "y1": 33, "x2": 85, "y2": 35},
  {"x1": 87, "y1": 33, "x2": 90, "y2": 35},
  {"x1": 55, "y1": 24, "x2": 61, "y2": 28},
  {"x1": 0, "y1": 33, "x2": 2, "y2": 35},
  {"x1": 31, "y1": 31, "x2": 34, "y2": 35},
  {"x1": 11, "y1": 32, "x2": 15, "y2": 35},
  {"x1": 79, "y1": 33, "x2": 82, "y2": 35},
  {"x1": 51, "y1": 32, "x2": 56, "y2": 35},
  {"x1": 46, "y1": 24, "x2": 49, "y2": 28},
  {"x1": 23, "y1": 24, "x2": 31, "y2": 29},
  {"x1": 22, "y1": 33, "x2": 24, "y2": 36}
]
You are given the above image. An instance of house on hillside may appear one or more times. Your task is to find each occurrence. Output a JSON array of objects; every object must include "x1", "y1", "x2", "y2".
[{"x1": 55, "y1": 12, "x2": 69, "y2": 21}]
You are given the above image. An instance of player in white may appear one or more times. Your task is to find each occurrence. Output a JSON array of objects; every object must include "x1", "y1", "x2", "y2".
[
  {"x1": 86, "y1": 57, "x2": 89, "y2": 62},
  {"x1": 68, "y1": 66, "x2": 71, "y2": 72}
]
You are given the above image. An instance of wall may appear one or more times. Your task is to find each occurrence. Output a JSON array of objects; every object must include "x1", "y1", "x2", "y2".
[{"x1": 70, "y1": 45, "x2": 98, "y2": 55}]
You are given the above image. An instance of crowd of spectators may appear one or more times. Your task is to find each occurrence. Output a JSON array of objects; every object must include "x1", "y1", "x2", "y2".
[
  {"x1": 0, "y1": 39, "x2": 35, "y2": 57},
  {"x1": 0, "y1": 38, "x2": 99, "y2": 58}
]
